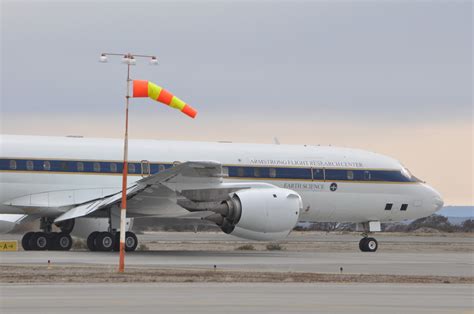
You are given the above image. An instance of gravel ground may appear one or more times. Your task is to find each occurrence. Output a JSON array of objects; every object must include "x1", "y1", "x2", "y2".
[{"x1": 1, "y1": 265, "x2": 472, "y2": 284}]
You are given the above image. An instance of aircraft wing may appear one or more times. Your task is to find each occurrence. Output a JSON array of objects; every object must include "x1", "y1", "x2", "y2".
[
  {"x1": 0, "y1": 214, "x2": 28, "y2": 233},
  {"x1": 53, "y1": 186, "x2": 140, "y2": 222},
  {"x1": 54, "y1": 161, "x2": 274, "y2": 223}
]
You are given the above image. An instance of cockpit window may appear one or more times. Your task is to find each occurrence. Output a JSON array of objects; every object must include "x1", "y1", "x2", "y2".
[
  {"x1": 401, "y1": 168, "x2": 422, "y2": 182},
  {"x1": 401, "y1": 168, "x2": 412, "y2": 180}
]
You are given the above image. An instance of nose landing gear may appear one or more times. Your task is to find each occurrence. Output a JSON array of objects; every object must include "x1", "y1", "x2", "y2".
[
  {"x1": 359, "y1": 237, "x2": 378, "y2": 252},
  {"x1": 357, "y1": 221, "x2": 381, "y2": 252}
]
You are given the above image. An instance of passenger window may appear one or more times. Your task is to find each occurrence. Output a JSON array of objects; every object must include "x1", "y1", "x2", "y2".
[
  {"x1": 26, "y1": 160, "x2": 34, "y2": 171},
  {"x1": 43, "y1": 161, "x2": 51, "y2": 171},
  {"x1": 254, "y1": 168, "x2": 261, "y2": 177},
  {"x1": 93, "y1": 162, "x2": 101, "y2": 172},
  {"x1": 400, "y1": 204, "x2": 408, "y2": 211},
  {"x1": 312, "y1": 168, "x2": 324, "y2": 180},
  {"x1": 60, "y1": 161, "x2": 68, "y2": 171},
  {"x1": 269, "y1": 168, "x2": 276, "y2": 178},
  {"x1": 324, "y1": 169, "x2": 346, "y2": 180},
  {"x1": 9, "y1": 160, "x2": 17, "y2": 170},
  {"x1": 128, "y1": 163, "x2": 136, "y2": 174},
  {"x1": 385, "y1": 203, "x2": 393, "y2": 210},
  {"x1": 110, "y1": 163, "x2": 117, "y2": 173},
  {"x1": 77, "y1": 162, "x2": 84, "y2": 172},
  {"x1": 347, "y1": 170, "x2": 354, "y2": 180},
  {"x1": 237, "y1": 167, "x2": 245, "y2": 177},
  {"x1": 363, "y1": 171, "x2": 371, "y2": 180}
]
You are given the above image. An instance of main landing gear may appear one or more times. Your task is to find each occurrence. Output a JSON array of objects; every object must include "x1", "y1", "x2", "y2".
[
  {"x1": 86, "y1": 231, "x2": 138, "y2": 252},
  {"x1": 21, "y1": 218, "x2": 73, "y2": 251},
  {"x1": 85, "y1": 206, "x2": 138, "y2": 252},
  {"x1": 20, "y1": 213, "x2": 139, "y2": 252}
]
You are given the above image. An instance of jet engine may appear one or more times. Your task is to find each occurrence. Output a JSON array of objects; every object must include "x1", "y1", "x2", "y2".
[{"x1": 205, "y1": 188, "x2": 302, "y2": 241}]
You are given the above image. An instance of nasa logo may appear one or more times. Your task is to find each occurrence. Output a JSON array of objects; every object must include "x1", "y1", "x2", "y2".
[{"x1": 330, "y1": 183, "x2": 338, "y2": 192}]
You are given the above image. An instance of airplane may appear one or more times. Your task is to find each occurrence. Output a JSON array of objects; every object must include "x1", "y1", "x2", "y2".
[{"x1": 0, "y1": 134, "x2": 443, "y2": 252}]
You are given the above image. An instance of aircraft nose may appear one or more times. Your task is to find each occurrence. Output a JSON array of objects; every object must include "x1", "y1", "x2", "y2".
[
  {"x1": 430, "y1": 187, "x2": 444, "y2": 213},
  {"x1": 433, "y1": 196, "x2": 444, "y2": 212}
]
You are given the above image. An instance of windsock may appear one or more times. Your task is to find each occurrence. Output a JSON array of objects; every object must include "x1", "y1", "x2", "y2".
[{"x1": 132, "y1": 80, "x2": 197, "y2": 118}]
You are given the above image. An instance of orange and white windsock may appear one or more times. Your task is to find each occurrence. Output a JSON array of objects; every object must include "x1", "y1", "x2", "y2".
[{"x1": 132, "y1": 80, "x2": 197, "y2": 118}]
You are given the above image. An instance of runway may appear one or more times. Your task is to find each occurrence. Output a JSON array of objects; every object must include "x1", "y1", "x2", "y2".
[
  {"x1": 1, "y1": 232, "x2": 473, "y2": 313},
  {"x1": 1, "y1": 232, "x2": 473, "y2": 277},
  {"x1": 1, "y1": 283, "x2": 472, "y2": 314},
  {"x1": 1, "y1": 250, "x2": 473, "y2": 277}
]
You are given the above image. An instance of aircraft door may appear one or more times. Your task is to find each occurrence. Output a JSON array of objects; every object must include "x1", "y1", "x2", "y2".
[{"x1": 141, "y1": 160, "x2": 151, "y2": 177}]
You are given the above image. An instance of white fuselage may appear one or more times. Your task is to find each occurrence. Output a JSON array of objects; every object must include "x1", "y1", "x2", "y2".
[{"x1": 0, "y1": 135, "x2": 443, "y2": 223}]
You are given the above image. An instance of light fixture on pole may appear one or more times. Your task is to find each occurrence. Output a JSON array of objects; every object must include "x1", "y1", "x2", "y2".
[
  {"x1": 150, "y1": 56, "x2": 158, "y2": 65},
  {"x1": 99, "y1": 52, "x2": 158, "y2": 273},
  {"x1": 121, "y1": 54, "x2": 136, "y2": 65},
  {"x1": 99, "y1": 54, "x2": 108, "y2": 63}
]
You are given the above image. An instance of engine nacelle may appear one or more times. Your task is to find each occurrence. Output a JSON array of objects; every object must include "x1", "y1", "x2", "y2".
[{"x1": 206, "y1": 188, "x2": 302, "y2": 241}]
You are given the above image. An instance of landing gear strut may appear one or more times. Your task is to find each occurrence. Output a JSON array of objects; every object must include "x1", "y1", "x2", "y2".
[{"x1": 21, "y1": 218, "x2": 73, "y2": 251}]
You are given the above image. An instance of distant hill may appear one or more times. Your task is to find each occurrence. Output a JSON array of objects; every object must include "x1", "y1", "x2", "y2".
[
  {"x1": 435, "y1": 206, "x2": 473, "y2": 225},
  {"x1": 436, "y1": 206, "x2": 473, "y2": 218}
]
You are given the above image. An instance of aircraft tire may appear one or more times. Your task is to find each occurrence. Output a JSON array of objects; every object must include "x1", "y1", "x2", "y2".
[
  {"x1": 359, "y1": 237, "x2": 378, "y2": 252},
  {"x1": 365, "y1": 237, "x2": 378, "y2": 252},
  {"x1": 87, "y1": 231, "x2": 99, "y2": 251},
  {"x1": 56, "y1": 219, "x2": 75, "y2": 234},
  {"x1": 359, "y1": 238, "x2": 368, "y2": 252},
  {"x1": 21, "y1": 232, "x2": 35, "y2": 251},
  {"x1": 55, "y1": 233, "x2": 73, "y2": 251},
  {"x1": 95, "y1": 232, "x2": 115, "y2": 251},
  {"x1": 125, "y1": 231, "x2": 138, "y2": 252},
  {"x1": 29, "y1": 232, "x2": 48, "y2": 250},
  {"x1": 47, "y1": 232, "x2": 59, "y2": 250}
]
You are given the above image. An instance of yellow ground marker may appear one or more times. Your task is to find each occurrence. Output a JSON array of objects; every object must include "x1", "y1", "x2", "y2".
[{"x1": 0, "y1": 240, "x2": 18, "y2": 251}]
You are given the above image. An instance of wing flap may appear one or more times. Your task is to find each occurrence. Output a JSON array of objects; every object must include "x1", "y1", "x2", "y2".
[{"x1": 54, "y1": 186, "x2": 140, "y2": 222}]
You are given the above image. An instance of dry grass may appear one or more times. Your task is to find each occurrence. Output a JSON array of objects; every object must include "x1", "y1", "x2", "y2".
[
  {"x1": 235, "y1": 244, "x2": 256, "y2": 251},
  {"x1": 0, "y1": 265, "x2": 471, "y2": 284},
  {"x1": 137, "y1": 243, "x2": 150, "y2": 251},
  {"x1": 266, "y1": 243, "x2": 283, "y2": 251}
]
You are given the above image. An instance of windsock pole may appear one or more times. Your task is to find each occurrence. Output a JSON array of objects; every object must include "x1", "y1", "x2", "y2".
[
  {"x1": 99, "y1": 52, "x2": 196, "y2": 273},
  {"x1": 118, "y1": 54, "x2": 131, "y2": 273}
]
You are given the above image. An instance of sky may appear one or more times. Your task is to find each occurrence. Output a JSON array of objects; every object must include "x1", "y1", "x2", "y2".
[{"x1": 1, "y1": 0, "x2": 472, "y2": 205}]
